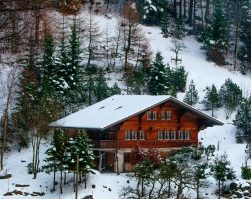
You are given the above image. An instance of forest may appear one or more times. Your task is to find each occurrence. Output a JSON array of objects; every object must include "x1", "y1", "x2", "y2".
[{"x1": 0, "y1": 0, "x2": 251, "y2": 198}]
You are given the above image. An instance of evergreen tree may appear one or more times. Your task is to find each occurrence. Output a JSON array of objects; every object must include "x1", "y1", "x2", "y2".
[
  {"x1": 54, "y1": 20, "x2": 85, "y2": 109},
  {"x1": 233, "y1": 97, "x2": 251, "y2": 142},
  {"x1": 219, "y1": 78, "x2": 242, "y2": 119},
  {"x1": 15, "y1": 36, "x2": 62, "y2": 179},
  {"x1": 210, "y1": 153, "x2": 235, "y2": 197},
  {"x1": 126, "y1": 67, "x2": 145, "y2": 94},
  {"x1": 161, "y1": 11, "x2": 169, "y2": 38},
  {"x1": 147, "y1": 52, "x2": 170, "y2": 95},
  {"x1": 95, "y1": 69, "x2": 110, "y2": 102},
  {"x1": 202, "y1": 0, "x2": 228, "y2": 65},
  {"x1": 64, "y1": 132, "x2": 94, "y2": 188},
  {"x1": 41, "y1": 34, "x2": 56, "y2": 98},
  {"x1": 110, "y1": 83, "x2": 122, "y2": 95},
  {"x1": 86, "y1": 75, "x2": 95, "y2": 105},
  {"x1": 15, "y1": 37, "x2": 41, "y2": 132},
  {"x1": 44, "y1": 129, "x2": 68, "y2": 192},
  {"x1": 193, "y1": 161, "x2": 208, "y2": 199},
  {"x1": 172, "y1": 66, "x2": 187, "y2": 93},
  {"x1": 54, "y1": 28, "x2": 70, "y2": 104},
  {"x1": 203, "y1": 84, "x2": 220, "y2": 117},
  {"x1": 183, "y1": 80, "x2": 199, "y2": 106}
]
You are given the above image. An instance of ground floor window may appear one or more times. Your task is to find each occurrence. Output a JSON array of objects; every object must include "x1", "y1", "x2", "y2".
[
  {"x1": 139, "y1": 130, "x2": 145, "y2": 140},
  {"x1": 157, "y1": 130, "x2": 190, "y2": 140}
]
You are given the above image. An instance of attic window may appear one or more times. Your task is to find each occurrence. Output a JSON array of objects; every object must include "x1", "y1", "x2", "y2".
[
  {"x1": 99, "y1": 106, "x2": 105, "y2": 110},
  {"x1": 114, "y1": 106, "x2": 122, "y2": 110}
]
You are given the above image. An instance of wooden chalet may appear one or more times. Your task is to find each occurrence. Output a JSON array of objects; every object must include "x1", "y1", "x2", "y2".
[{"x1": 51, "y1": 95, "x2": 223, "y2": 173}]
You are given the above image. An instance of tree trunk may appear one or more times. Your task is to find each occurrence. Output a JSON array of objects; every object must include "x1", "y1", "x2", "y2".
[
  {"x1": 193, "y1": 0, "x2": 196, "y2": 29},
  {"x1": 199, "y1": 0, "x2": 204, "y2": 29},
  {"x1": 218, "y1": 180, "x2": 221, "y2": 199},
  {"x1": 196, "y1": 178, "x2": 200, "y2": 199},
  {"x1": 188, "y1": 0, "x2": 194, "y2": 26},
  {"x1": 60, "y1": 170, "x2": 63, "y2": 194},
  {"x1": 173, "y1": 0, "x2": 177, "y2": 18},
  {"x1": 183, "y1": 0, "x2": 187, "y2": 18},
  {"x1": 205, "y1": 0, "x2": 210, "y2": 26},
  {"x1": 233, "y1": 2, "x2": 240, "y2": 70},
  {"x1": 179, "y1": 0, "x2": 182, "y2": 19},
  {"x1": 52, "y1": 159, "x2": 56, "y2": 191},
  {"x1": 64, "y1": 172, "x2": 67, "y2": 185},
  {"x1": 167, "y1": 179, "x2": 171, "y2": 198}
]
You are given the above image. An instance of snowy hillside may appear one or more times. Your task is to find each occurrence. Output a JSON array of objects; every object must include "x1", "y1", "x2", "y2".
[{"x1": 1, "y1": 9, "x2": 251, "y2": 199}]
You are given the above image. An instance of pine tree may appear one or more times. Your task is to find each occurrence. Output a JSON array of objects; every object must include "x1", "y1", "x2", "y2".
[
  {"x1": 126, "y1": 67, "x2": 145, "y2": 94},
  {"x1": 210, "y1": 153, "x2": 235, "y2": 197},
  {"x1": 44, "y1": 129, "x2": 68, "y2": 192},
  {"x1": 41, "y1": 34, "x2": 56, "y2": 98},
  {"x1": 193, "y1": 161, "x2": 208, "y2": 199},
  {"x1": 67, "y1": 19, "x2": 86, "y2": 108},
  {"x1": 147, "y1": 52, "x2": 170, "y2": 95},
  {"x1": 64, "y1": 132, "x2": 94, "y2": 188},
  {"x1": 54, "y1": 28, "x2": 70, "y2": 104},
  {"x1": 172, "y1": 66, "x2": 187, "y2": 93},
  {"x1": 219, "y1": 78, "x2": 242, "y2": 119},
  {"x1": 161, "y1": 11, "x2": 169, "y2": 38},
  {"x1": 95, "y1": 69, "x2": 110, "y2": 102},
  {"x1": 233, "y1": 97, "x2": 251, "y2": 142},
  {"x1": 202, "y1": 0, "x2": 228, "y2": 65},
  {"x1": 15, "y1": 37, "x2": 41, "y2": 133},
  {"x1": 183, "y1": 80, "x2": 199, "y2": 106},
  {"x1": 203, "y1": 84, "x2": 220, "y2": 117},
  {"x1": 110, "y1": 83, "x2": 122, "y2": 95}
]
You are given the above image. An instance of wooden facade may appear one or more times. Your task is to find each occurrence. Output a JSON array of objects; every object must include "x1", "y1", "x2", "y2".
[
  {"x1": 85, "y1": 100, "x2": 221, "y2": 173},
  {"x1": 53, "y1": 95, "x2": 223, "y2": 173}
]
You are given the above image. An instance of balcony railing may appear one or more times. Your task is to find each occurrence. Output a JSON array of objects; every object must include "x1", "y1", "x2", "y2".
[{"x1": 90, "y1": 139, "x2": 197, "y2": 149}]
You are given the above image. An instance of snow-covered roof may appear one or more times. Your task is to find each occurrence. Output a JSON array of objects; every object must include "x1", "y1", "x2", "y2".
[{"x1": 50, "y1": 95, "x2": 223, "y2": 130}]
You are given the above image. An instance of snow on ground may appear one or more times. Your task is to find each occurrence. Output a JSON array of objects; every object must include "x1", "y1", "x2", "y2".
[
  {"x1": 142, "y1": 25, "x2": 251, "y2": 99},
  {"x1": 1, "y1": 10, "x2": 251, "y2": 199},
  {"x1": 0, "y1": 143, "x2": 136, "y2": 199}
]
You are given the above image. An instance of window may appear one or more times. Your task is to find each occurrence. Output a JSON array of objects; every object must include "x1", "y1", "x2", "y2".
[
  {"x1": 161, "y1": 111, "x2": 172, "y2": 120},
  {"x1": 147, "y1": 111, "x2": 152, "y2": 120},
  {"x1": 139, "y1": 130, "x2": 145, "y2": 140},
  {"x1": 164, "y1": 130, "x2": 170, "y2": 140},
  {"x1": 125, "y1": 130, "x2": 139, "y2": 140},
  {"x1": 158, "y1": 131, "x2": 163, "y2": 140},
  {"x1": 184, "y1": 130, "x2": 191, "y2": 140},
  {"x1": 153, "y1": 111, "x2": 157, "y2": 120},
  {"x1": 131, "y1": 131, "x2": 137, "y2": 140},
  {"x1": 125, "y1": 131, "x2": 131, "y2": 140},
  {"x1": 178, "y1": 130, "x2": 184, "y2": 140},
  {"x1": 170, "y1": 130, "x2": 176, "y2": 140},
  {"x1": 147, "y1": 110, "x2": 158, "y2": 120}
]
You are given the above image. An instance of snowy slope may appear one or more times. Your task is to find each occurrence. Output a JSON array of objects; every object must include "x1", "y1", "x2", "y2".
[{"x1": 1, "y1": 10, "x2": 251, "y2": 199}]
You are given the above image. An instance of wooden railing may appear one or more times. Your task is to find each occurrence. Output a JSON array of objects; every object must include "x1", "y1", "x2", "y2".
[{"x1": 90, "y1": 140, "x2": 197, "y2": 149}]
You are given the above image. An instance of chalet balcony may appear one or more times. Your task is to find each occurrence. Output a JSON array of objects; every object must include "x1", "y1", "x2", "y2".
[{"x1": 90, "y1": 139, "x2": 197, "y2": 149}]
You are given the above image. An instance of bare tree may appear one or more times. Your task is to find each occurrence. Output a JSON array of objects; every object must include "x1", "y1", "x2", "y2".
[
  {"x1": 170, "y1": 37, "x2": 186, "y2": 65},
  {"x1": 121, "y1": 0, "x2": 140, "y2": 71},
  {"x1": 0, "y1": 64, "x2": 19, "y2": 170},
  {"x1": 85, "y1": 12, "x2": 102, "y2": 69}
]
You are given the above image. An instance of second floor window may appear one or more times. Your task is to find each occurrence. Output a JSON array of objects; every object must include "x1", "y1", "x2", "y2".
[
  {"x1": 131, "y1": 131, "x2": 137, "y2": 140},
  {"x1": 161, "y1": 111, "x2": 172, "y2": 120},
  {"x1": 125, "y1": 131, "x2": 131, "y2": 140},
  {"x1": 147, "y1": 110, "x2": 157, "y2": 120}
]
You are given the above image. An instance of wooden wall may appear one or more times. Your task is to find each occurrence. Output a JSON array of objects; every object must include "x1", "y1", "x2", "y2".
[{"x1": 116, "y1": 101, "x2": 199, "y2": 149}]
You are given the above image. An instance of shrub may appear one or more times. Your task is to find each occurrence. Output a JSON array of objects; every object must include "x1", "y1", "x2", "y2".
[{"x1": 241, "y1": 166, "x2": 251, "y2": 180}]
